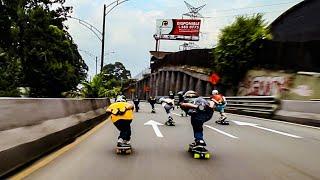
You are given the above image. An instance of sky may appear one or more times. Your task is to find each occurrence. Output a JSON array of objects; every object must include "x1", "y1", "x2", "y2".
[{"x1": 63, "y1": 0, "x2": 303, "y2": 79}]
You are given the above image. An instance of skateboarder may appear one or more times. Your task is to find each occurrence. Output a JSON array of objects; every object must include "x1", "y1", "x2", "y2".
[
  {"x1": 106, "y1": 95, "x2": 134, "y2": 149},
  {"x1": 133, "y1": 95, "x2": 140, "y2": 112},
  {"x1": 211, "y1": 90, "x2": 228, "y2": 124},
  {"x1": 180, "y1": 94, "x2": 214, "y2": 150},
  {"x1": 159, "y1": 96, "x2": 175, "y2": 126},
  {"x1": 148, "y1": 96, "x2": 156, "y2": 113}
]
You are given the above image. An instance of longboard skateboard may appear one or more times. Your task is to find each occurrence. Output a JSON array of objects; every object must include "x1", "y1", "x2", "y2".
[
  {"x1": 116, "y1": 146, "x2": 132, "y2": 155},
  {"x1": 188, "y1": 144, "x2": 210, "y2": 159},
  {"x1": 215, "y1": 120, "x2": 229, "y2": 125},
  {"x1": 165, "y1": 121, "x2": 175, "y2": 126},
  {"x1": 215, "y1": 117, "x2": 229, "y2": 125}
]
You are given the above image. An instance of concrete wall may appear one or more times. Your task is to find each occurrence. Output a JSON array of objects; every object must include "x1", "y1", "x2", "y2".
[
  {"x1": 0, "y1": 98, "x2": 108, "y2": 131},
  {"x1": 281, "y1": 100, "x2": 320, "y2": 114},
  {"x1": 238, "y1": 70, "x2": 320, "y2": 100},
  {"x1": 0, "y1": 98, "x2": 110, "y2": 178}
]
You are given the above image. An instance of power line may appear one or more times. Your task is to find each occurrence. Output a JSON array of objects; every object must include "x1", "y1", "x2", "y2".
[
  {"x1": 206, "y1": 10, "x2": 286, "y2": 19},
  {"x1": 215, "y1": 1, "x2": 301, "y2": 12}
]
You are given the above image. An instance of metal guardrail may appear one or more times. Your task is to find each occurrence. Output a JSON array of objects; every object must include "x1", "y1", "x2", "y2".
[
  {"x1": 222, "y1": 96, "x2": 280, "y2": 116},
  {"x1": 154, "y1": 95, "x2": 280, "y2": 117}
]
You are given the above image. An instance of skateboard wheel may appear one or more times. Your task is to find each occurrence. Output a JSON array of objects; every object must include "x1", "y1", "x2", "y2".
[
  {"x1": 187, "y1": 146, "x2": 192, "y2": 152},
  {"x1": 126, "y1": 149, "x2": 132, "y2": 154},
  {"x1": 194, "y1": 153, "x2": 200, "y2": 159},
  {"x1": 205, "y1": 153, "x2": 210, "y2": 159}
]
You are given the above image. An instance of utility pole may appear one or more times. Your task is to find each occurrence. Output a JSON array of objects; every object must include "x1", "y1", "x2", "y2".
[
  {"x1": 95, "y1": 56, "x2": 98, "y2": 75},
  {"x1": 100, "y1": 4, "x2": 106, "y2": 72}
]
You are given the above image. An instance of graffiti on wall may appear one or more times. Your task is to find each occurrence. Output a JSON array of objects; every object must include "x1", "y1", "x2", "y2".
[{"x1": 238, "y1": 76, "x2": 292, "y2": 96}]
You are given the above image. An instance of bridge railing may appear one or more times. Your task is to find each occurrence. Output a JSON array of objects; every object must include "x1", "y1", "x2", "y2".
[{"x1": 221, "y1": 96, "x2": 280, "y2": 117}]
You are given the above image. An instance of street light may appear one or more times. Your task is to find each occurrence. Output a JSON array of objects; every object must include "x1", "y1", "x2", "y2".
[{"x1": 101, "y1": 0, "x2": 130, "y2": 72}]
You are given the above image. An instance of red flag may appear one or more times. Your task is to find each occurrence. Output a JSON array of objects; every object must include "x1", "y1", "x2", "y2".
[{"x1": 209, "y1": 73, "x2": 220, "y2": 85}]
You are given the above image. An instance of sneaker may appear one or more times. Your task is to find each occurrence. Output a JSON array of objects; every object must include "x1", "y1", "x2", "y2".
[
  {"x1": 123, "y1": 140, "x2": 131, "y2": 145},
  {"x1": 117, "y1": 138, "x2": 124, "y2": 147},
  {"x1": 195, "y1": 139, "x2": 206, "y2": 147}
]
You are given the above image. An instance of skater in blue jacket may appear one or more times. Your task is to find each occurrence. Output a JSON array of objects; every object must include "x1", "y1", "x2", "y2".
[{"x1": 180, "y1": 91, "x2": 215, "y2": 148}]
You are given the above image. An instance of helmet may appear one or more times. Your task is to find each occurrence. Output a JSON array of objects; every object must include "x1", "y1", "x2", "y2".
[
  {"x1": 183, "y1": 90, "x2": 199, "y2": 98},
  {"x1": 212, "y1": 90, "x2": 219, "y2": 95},
  {"x1": 177, "y1": 91, "x2": 184, "y2": 96},
  {"x1": 168, "y1": 91, "x2": 174, "y2": 99},
  {"x1": 194, "y1": 97, "x2": 209, "y2": 111},
  {"x1": 159, "y1": 97, "x2": 165, "y2": 103},
  {"x1": 116, "y1": 95, "x2": 126, "y2": 102}
]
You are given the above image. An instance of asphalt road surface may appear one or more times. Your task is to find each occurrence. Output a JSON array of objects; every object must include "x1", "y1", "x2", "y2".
[{"x1": 25, "y1": 102, "x2": 320, "y2": 180}]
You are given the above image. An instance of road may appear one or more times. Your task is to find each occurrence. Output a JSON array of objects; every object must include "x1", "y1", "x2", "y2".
[{"x1": 24, "y1": 102, "x2": 320, "y2": 180}]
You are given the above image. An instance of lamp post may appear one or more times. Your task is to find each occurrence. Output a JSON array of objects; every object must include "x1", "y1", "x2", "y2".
[
  {"x1": 67, "y1": 1, "x2": 129, "y2": 73},
  {"x1": 100, "y1": 0, "x2": 130, "y2": 72}
]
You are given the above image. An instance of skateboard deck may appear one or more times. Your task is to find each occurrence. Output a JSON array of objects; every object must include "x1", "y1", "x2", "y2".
[
  {"x1": 215, "y1": 120, "x2": 229, "y2": 125},
  {"x1": 165, "y1": 121, "x2": 175, "y2": 126},
  {"x1": 188, "y1": 144, "x2": 210, "y2": 159},
  {"x1": 116, "y1": 146, "x2": 132, "y2": 155}
]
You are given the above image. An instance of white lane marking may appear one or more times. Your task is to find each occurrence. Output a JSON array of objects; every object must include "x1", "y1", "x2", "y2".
[
  {"x1": 229, "y1": 113, "x2": 320, "y2": 130},
  {"x1": 204, "y1": 125, "x2": 239, "y2": 139},
  {"x1": 144, "y1": 120, "x2": 164, "y2": 138},
  {"x1": 233, "y1": 120, "x2": 303, "y2": 139},
  {"x1": 172, "y1": 112, "x2": 182, "y2": 117}
]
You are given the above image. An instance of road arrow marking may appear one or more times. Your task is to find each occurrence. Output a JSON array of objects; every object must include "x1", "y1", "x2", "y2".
[
  {"x1": 205, "y1": 125, "x2": 239, "y2": 139},
  {"x1": 144, "y1": 120, "x2": 164, "y2": 138},
  {"x1": 233, "y1": 120, "x2": 302, "y2": 138}
]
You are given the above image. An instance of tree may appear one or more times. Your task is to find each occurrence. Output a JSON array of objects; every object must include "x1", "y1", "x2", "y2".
[
  {"x1": 80, "y1": 75, "x2": 122, "y2": 98},
  {"x1": 213, "y1": 14, "x2": 271, "y2": 94},
  {"x1": 0, "y1": 48, "x2": 21, "y2": 97},
  {"x1": 100, "y1": 62, "x2": 131, "y2": 90},
  {"x1": 0, "y1": 0, "x2": 88, "y2": 97},
  {"x1": 81, "y1": 62, "x2": 132, "y2": 98}
]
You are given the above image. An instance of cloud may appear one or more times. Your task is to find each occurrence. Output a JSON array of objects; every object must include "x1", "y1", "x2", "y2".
[{"x1": 63, "y1": 0, "x2": 302, "y2": 77}]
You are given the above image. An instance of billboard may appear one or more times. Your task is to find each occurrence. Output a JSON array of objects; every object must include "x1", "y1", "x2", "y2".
[{"x1": 154, "y1": 19, "x2": 201, "y2": 41}]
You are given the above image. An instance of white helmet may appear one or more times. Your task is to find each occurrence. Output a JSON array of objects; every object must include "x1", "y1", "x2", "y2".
[
  {"x1": 116, "y1": 95, "x2": 126, "y2": 102},
  {"x1": 212, "y1": 90, "x2": 219, "y2": 95}
]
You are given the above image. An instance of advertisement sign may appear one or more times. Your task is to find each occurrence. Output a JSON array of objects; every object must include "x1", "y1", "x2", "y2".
[{"x1": 154, "y1": 19, "x2": 201, "y2": 41}]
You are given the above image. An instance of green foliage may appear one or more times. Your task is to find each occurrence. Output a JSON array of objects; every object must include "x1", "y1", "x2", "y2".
[
  {"x1": 81, "y1": 75, "x2": 122, "y2": 98},
  {"x1": 0, "y1": 0, "x2": 88, "y2": 97},
  {"x1": 101, "y1": 62, "x2": 131, "y2": 80},
  {"x1": 81, "y1": 62, "x2": 131, "y2": 98},
  {"x1": 81, "y1": 75, "x2": 103, "y2": 98},
  {"x1": 0, "y1": 48, "x2": 21, "y2": 97},
  {"x1": 214, "y1": 14, "x2": 271, "y2": 94},
  {"x1": 100, "y1": 62, "x2": 131, "y2": 90}
]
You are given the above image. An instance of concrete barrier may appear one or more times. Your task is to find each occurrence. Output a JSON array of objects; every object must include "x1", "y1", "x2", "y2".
[
  {"x1": 274, "y1": 100, "x2": 320, "y2": 127},
  {"x1": 0, "y1": 98, "x2": 108, "y2": 131},
  {"x1": 0, "y1": 98, "x2": 110, "y2": 178},
  {"x1": 280, "y1": 100, "x2": 320, "y2": 114}
]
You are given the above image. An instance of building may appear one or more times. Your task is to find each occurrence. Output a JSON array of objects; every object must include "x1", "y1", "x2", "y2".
[{"x1": 270, "y1": 0, "x2": 320, "y2": 42}]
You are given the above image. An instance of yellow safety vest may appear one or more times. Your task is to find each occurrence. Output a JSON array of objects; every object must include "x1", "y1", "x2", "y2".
[{"x1": 106, "y1": 102, "x2": 134, "y2": 123}]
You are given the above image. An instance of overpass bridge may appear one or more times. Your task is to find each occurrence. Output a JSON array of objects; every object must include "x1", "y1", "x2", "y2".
[{"x1": 126, "y1": 66, "x2": 213, "y2": 99}]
